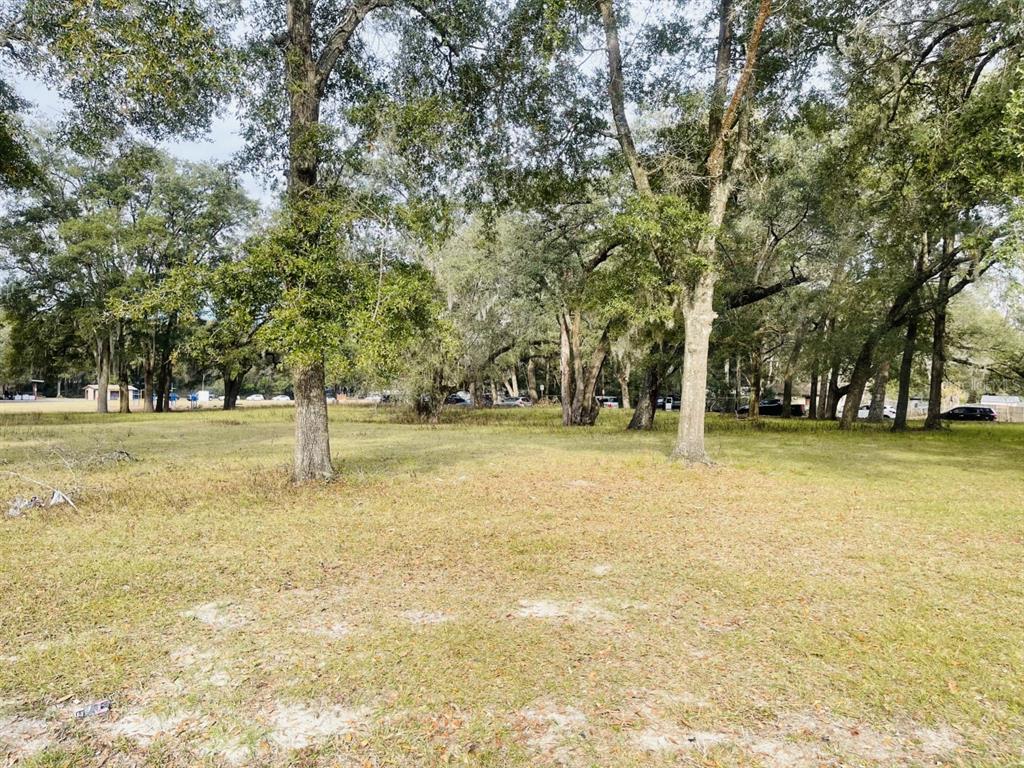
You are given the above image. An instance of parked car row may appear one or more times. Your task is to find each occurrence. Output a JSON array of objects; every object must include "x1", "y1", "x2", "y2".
[
  {"x1": 225, "y1": 391, "x2": 1001, "y2": 422},
  {"x1": 444, "y1": 392, "x2": 534, "y2": 408}
]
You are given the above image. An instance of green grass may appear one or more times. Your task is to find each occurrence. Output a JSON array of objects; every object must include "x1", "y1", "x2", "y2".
[{"x1": 1, "y1": 406, "x2": 1022, "y2": 766}]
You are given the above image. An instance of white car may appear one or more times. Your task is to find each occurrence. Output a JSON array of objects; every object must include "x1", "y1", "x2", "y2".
[
  {"x1": 858, "y1": 404, "x2": 896, "y2": 419},
  {"x1": 245, "y1": 393, "x2": 265, "y2": 401},
  {"x1": 271, "y1": 394, "x2": 292, "y2": 401}
]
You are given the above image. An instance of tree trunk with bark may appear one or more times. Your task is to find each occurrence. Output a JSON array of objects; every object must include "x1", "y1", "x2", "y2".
[
  {"x1": 559, "y1": 311, "x2": 609, "y2": 426},
  {"x1": 892, "y1": 313, "x2": 919, "y2": 431},
  {"x1": 672, "y1": 273, "x2": 716, "y2": 462},
  {"x1": 118, "y1": 374, "x2": 131, "y2": 413},
  {"x1": 95, "y1": 333, "x2": 111, "y2": 414},
  {"x1": 867, "y1": 359, "x2": 891, "y2": 422},
  {"x1": 292, "y1": 359, "x2": 333, "y2": 481},
  {"x1": 781, "y1": 334, "x2": 802, "y2": 419},
  {"x1": 115, "y1": 326, "x2": 130, "y2": 414},
  {"x1": 142, "y1": 330, "x2": 155, "y2": 412},
  {"x1": 526, "y1": 357, "x2": 539, "y2": 402},
  {"x1": 154, "y1": 319, "x2": 174, "y2": 412},
  {"x1": 617, "y1": 361, "x2": 631, "y2": 410},
  {"x1": 823, "y1": 367, "x2": 843, "y2": 420},
  {"x1": 507, "y1": 369, "x2": 519, "y2": 397},
  {"x1": 286, "y1": 0, "x2": 331, "y2": 479},
  {"x1": 161, "y1": 358, "x2": 172, "y2": 412},
  {"x1": 559, "y1": 315, "x2": 572, "y2": 424},
  {"x1": 223, "y1": 371, "x2": 244, "y2": 410},
  {"x1": 807, "y1": 367, "x2": 818, "y2": 420},
  {"x1": 748, "y1": 353, "x2": 762, "y2": 419},
  {"x1": 924, "y1": 265, "x2": 952, "y2": 430},
  {"x1": 840, "y1": 330, "x2": 890, "y2": 428},
  {"x1": 627, "y1": 365, "x2": 658, "y2": 430}
]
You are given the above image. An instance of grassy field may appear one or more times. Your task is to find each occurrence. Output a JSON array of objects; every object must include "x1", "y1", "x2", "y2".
[{"x1": 1, "y1": 406, "x2": 1022, "y2": 767}]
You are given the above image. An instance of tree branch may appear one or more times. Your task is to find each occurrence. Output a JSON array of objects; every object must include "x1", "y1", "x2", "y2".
[
  {"x1": 315, "y1": 0, "x2": 393, "y2": 96},
  {"x1": 723, "y1": 271, "x2": 807, "y2": 311}
]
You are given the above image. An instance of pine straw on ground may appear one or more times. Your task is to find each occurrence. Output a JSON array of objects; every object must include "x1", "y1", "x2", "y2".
[{"x1": 1, "y1": 406, "x2": 1022, "y2": 767}]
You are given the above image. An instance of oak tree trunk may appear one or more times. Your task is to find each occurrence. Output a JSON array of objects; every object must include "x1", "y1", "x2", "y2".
[
  {"x1": 781, "y1": 377, "x2": 793, "y2": 418},
  {"x1": 118, "y1": 376, "x2": 131, "y2": 413},
  {"x1": 924, "y1": 266, "x2": 952, "y2": 430},
  {"x1": 839, "y1": 338, "x2": 879, "y2": 428},
  {"x1": 142, "y1": 362, "x2": 154, "y2": 412},
  {"x1": 807, "y1": 367, "x2": 818, "y2": 420},
  {"x1": 292, "y1": 359, "x2": 333, "y2": 481},
  {"x1": 748, "y1": 357, "x2": 762, "y2": 419},
  {"x1": 526, "y1": 357, "x2": 539, "y2": 402},
  {"x1": 559, "y1": 313, "x2": 573, "y2": 425},
  {"x1": 142, "y1": 331, "x2": 155, "y2": 412},
  {"x1": 781, "y1": 335, "x2": 802, "y2": 419},
  {"x1": 892, "y1": 313, "x2": 919, "y2": 431},
  {"x1": 116, "y1": 330, "x2": 130, "y2": 413},
  {"x1": 672, "y1": 274, "x2": 716, "y2": 463},
  {"x1": 617, "y1": 361, "x2": 631, "y2": 410},
  {"x1": 223, "y1": 373, "x2": 244, "y2": 410},
  {"x1": 162, "y1": 359, "x2": 173, "y2": 412},
  {"x1": 285, "y1": 0, "x2": 335, "y2": 480},
  {"x1": 867, "y1": 360, "x2": 891, "y2": 422},
  {"x1": 627, "y1": 365, "x2": 658, "y2": 430},
  {"x1": 818, "y1": 366, "x2": 835, "y2": 419},
  {"x1": 95, "y1": 333, "x2": 111, "y2": 414}
]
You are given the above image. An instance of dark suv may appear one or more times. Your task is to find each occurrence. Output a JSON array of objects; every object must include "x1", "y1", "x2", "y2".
[
  {"x1": 940, "y1": 406, "x2": 997, "y2": 422},
  {"x1": 736, "y1": 398, "x2": 805, "y2": 417}
]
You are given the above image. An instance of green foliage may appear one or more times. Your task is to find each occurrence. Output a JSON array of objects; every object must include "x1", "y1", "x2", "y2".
[
  {"x1": 244, "y1": 192, "x2": 443, "y2": 387},
  {"x1": 609, "y1": 194, "x2": 706, "y2": 273},
  {"x1": 9, "y1": 0, "x2": 238, "y2": 146}
]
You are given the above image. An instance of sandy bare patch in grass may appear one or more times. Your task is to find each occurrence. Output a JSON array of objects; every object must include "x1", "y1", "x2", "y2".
[
  {"x1": 514, "y1": 599, "x2": 617, "y2": 622},
  {"x1": 757, "y1": 712, "x2": 963, "y2": 765},
  {"x1": 98, "y1": 708, "x2": 197, "y2": 746},
  {"x1": 304, "y1": 618, "x2": 352, "y2": 639},
  {"x1": 622, "y1": 708, "x2": 963, "y2": 765},
  {"x1": 776, "y1": 711, "x2": 902, "y2": 762},
  {"x1": 263, "y1": 585, "x2": 355, "y2": 640},
  {"x1": 914, "y1": 725, "x2": 961, "y2": 756},
  {"x1": 268, "y1": 702, "x2": 369, "y2": 750},
  {"x1": 169, "y1": 644, "x2": 218, "y2": 667},
  {"x1": 180, "y1": 600, "x2": 250, "y2": 630},
  {"x1": 402, "y1": 609, "x2": 455, "y2": 625},
  {"x1": 0, "y1": 714, "x2": 52, "y2": 758},
  {"x1": 167, "y1": 643, "x2": 236, "y2": 689},
  {"x1": 590, "y1": 563, "x2": 613, "y2": 576},
  {"x1": 517, "y1": 702, "x2": 588, "y2": 765},
  {"x1": 632, "y1": 726, "x2": 728, "y2": 753}
]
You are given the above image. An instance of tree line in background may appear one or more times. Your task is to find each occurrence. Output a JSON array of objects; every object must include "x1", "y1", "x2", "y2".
[{"x1": 1, "y1": 0, "x2": 1022, "y2": 479}]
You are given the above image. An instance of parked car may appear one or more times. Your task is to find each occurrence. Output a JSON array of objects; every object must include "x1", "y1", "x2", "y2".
[
  {"x1": 595, "y1": 396, "x2": 619, "y2": 409},
  {"x1": 245, "y1": 393, "x2": 265, "y2": 401},
  {"x1": 857, "y1": 404, "x2": 897, "y2": 419},
  {"x1": 496, "y1": 396, "x2": 531, "y2": 407},
  {"x1": 444, "y1": 392, "x2": 472, "y2": 406},
  {"x1": 940, "y1": 405, "x2": 997, "y2": 421},
  {"x1": 736, "y1": 398, "x2": 805, "y2": 417},
  {"x1": 271, "y1": 394, "x2": 292, "y2": 401}
]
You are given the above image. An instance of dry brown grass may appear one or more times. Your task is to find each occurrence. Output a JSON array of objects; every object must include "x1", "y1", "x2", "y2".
[{"x1": 1, "y1": 406, "x2": 1022, "y2": 767}]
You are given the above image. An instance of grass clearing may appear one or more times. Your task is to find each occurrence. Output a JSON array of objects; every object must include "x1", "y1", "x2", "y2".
[{"x1": 1, "y1": 406, "x2": 1022, "y2": 766}]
